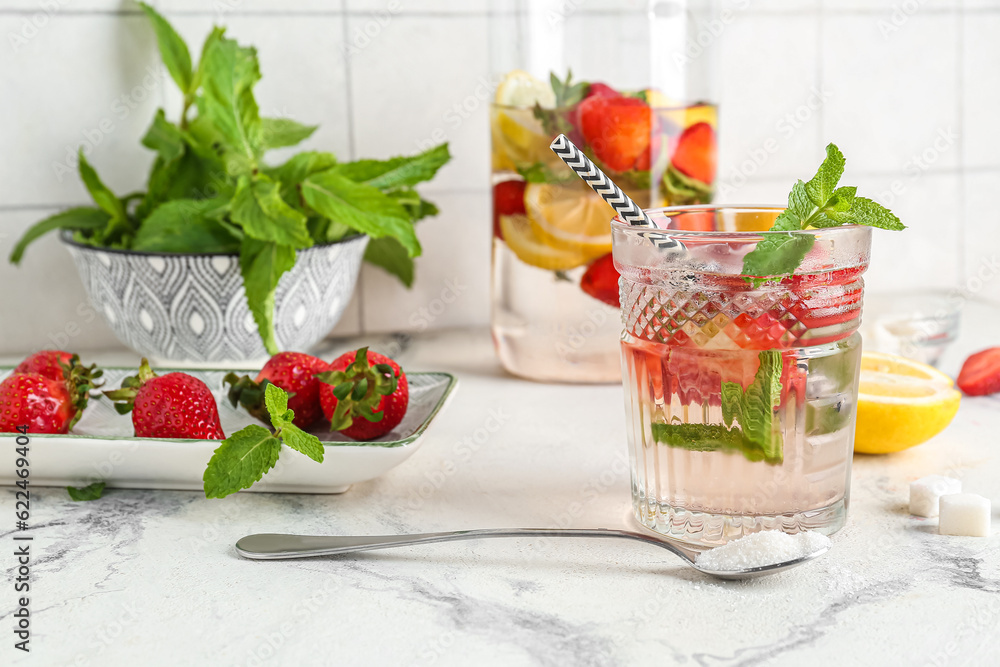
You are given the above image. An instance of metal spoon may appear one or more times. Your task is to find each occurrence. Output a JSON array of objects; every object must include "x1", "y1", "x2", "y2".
[{"x1": 234, "y1": 528, "x2": 829, "y2": 580}]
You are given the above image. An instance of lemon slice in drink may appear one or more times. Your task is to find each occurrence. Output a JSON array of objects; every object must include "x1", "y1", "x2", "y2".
[
  {"x1": 524, "y1": 182, "x2": 615, "y2": 256},
  {"x1": 492, "y1": 71, "x2": 559, "y2": 169},
  {"x1": 495, "y1": 70, "x2": 556, "y2": 108},
  {"x1": 854, "y1": 351, "x2": 961, "y2": 454},
  {"x1": 499, "y1": 214, "x2": 596, "y2": 271}
]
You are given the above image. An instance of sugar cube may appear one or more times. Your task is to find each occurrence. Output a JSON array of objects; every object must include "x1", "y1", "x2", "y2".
[
  {"x1": 939, "y1": 494, "x2": 992, "y2": 537},
  {"x1": 909, "y1": 475, "x2": 962, "y2": 517}
]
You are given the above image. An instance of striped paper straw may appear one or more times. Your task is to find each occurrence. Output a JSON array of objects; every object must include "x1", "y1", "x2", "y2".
[{"x1": 549, "y1": 134, "x2": 686, "y2": 254}]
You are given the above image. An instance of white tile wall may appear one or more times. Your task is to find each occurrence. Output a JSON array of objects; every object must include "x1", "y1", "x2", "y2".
[{"x1": 1, "y1": 0, "x2": 998, "y2": 354}]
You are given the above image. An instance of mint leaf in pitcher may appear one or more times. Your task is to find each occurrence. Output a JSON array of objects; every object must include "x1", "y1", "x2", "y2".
[{"x1": 741, "y1": 144, "x2": 904, "y2": 285}]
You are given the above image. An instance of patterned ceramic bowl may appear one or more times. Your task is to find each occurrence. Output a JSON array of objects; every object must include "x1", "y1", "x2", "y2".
[{"x1": 62, "y1": 231, "x2": 368, "y2": 365}]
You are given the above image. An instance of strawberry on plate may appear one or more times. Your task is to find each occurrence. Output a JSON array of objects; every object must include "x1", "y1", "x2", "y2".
[
  {"x1": 578, "y1": 96, "x2": 652, "y2": 173},
  {"x1": 16, "y1": 350, "x2": 75, "y2": 380},
  {"x1": 105, "y1": 359, "x2": 225, "y2": 440},
  {"x1": 957, "y1": 347, "x2": 1000, "y2": 396},
  {"x1": 1, "y1": 352, "x2": 102, "y2": 434},
  {"x1": 492, "y1": 180, "x2": 527, "y2": 240},
  {"x1": 580, "y1": 253, "x2": 621, "y2": 308},
  {"x1": 670, "y1": 122, "x2": 717, "y2": 184},
  {"x1": 317, "y1": 347, "x2": 408, "y2": 441},
  {"x1": 225, "y1": 351, "x2": 330, "y2": 429}
]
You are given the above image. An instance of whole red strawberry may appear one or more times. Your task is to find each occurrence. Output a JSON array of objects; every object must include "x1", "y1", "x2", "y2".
[
  {"x1": 957, "y1": 347, "x2": 1000, "y2": 396},
  {"x1": 225, "y1": 351, "x2": 330, "y2": 428},
  {"x1": 1, "y1": 352, "x2": 102, "y2": 434},
  {"x1": 105, "y1": 359, "x2": 225, "y2": 440},
  {"x1": 318, "y1": 347, "x2": 408, "y2": 441},
  {"x1": 580, "y1": 253, "x2": 621, "y2": 308},
  {"x1": 492, "y1": 180, "x2": 527, "y2": 240},
  {"x1": 670, "y1": 122, "x2": 717, "y2": 184},
  {"x1": 578, "y1": 96, "x2": 652, "y2": 172}
]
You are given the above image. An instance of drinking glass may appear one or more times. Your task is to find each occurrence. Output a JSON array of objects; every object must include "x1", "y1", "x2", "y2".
[{"x1": 615, "y1": 206, "x2": 872, "y2": 546}]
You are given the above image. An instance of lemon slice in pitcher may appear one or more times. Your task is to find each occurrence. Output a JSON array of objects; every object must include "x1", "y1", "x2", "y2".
[
  {"x1": 523, "y1": 182, "x2": 615, "y2": 256},
  {"x1": 499, "y1": 214, "x2": 596, "y2": 271},
  {"x1": 854, "y1": 352, "x2": 961, "y2": 454}
]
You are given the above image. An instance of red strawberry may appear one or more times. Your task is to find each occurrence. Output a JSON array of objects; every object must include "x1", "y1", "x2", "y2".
[
  {"x1": 584, "y1": 82, "x2": 621, "y2": 100},
  {"x1": 16, "y1": 350, "x2": 74, "y2": 380},
  {"x1": 1, "y1": 353, "x2": 101, "y2": 434},
  {"x1": 580, "y1": 253, "x2": 621, "y2": 308},
  {"x1": 671, "y1": 122, "x2": 717, "y2": 184},
  {"x1": 225, "y1": 352, "x2": 330, "y2": 429},
  {"x1": 317, "y1": 347, "x2": 408, "y2": 441},
  {"x1": 957, "y1": 347, "x2": 1000, "y2": 396},
  {"x1": 1, "y1": 374, "x2": 81, "y2": 434},
  {"x1": 492, "y1": 180, "x2": 527, "y2": 240},
  {"x1": 105, "y1": 359, "x2": 225, "y2": 440},
  {"x1": 578, "y1": 96, "x2": 652, "y2": 172}
]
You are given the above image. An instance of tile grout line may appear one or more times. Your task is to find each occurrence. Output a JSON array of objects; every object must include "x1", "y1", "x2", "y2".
[
  {"x1": 340, "y1": 0, "x2": 364, "y2": 336},
  {"x1": 956, "y1": 3, "x2": 967, "y2": 290}
]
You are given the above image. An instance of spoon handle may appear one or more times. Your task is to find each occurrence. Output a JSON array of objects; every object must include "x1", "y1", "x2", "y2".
[{"x1": 235, "y1": 528, "x2": 688, "y2": 561}]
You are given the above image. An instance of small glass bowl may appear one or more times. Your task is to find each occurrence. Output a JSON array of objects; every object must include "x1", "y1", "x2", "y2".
[{"x1": 861, "y1": 290, "x2": 962, "y2": 367}]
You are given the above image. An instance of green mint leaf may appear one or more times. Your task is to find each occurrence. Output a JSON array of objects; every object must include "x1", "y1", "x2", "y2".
[
  {"x1": 196, "y1": 34, "x2": 261, "y2": 172},
  {"x1": 741, "y1": 233, "x2": 815, "y2": 285},
  {"x1": 842, "y1": 196, "x2": 906, "y2": 230},
  {"x1": 263, "y1": 382, "x2": 289, "y2": 428},
  {"x1": 139, "y1": 3, "x2": 193, "y2": 95},
  {"x1": 803, "y1": 144, "x2": 845, "y2": 207},
  {"x1": 266, "y1": 151, "x2": 338, "y2": 187},
  {"x1": 78, "y1": 151, "x2": 126, "y2": 221},
  {"x1": 280, "y1": 424, "x2": 325, "y2": 464},
  {"x1": 67, "y1": 481, "x2": 106, "y2": 501},
  {"x1": 191, "y1": 26, "x2": 226, "y2": 95},
  {"x1": 203, "y1": 424, "x2": 282, "y2": 499},
  {"x1": 141, "y1": 109, "x2": 185, "y2": 163},
  {"x1": 661, "y1": 165, "x2": 714, "y2": 205},
  {"x1": 827, "y1": 186, "x2": 857, "y2": 213},
  {"x1": 385, "y1": 188, "x2": 439, "y2": 221},
  {"x1": 550, "y1": 70, "x2": 589, "y2": 107},
  {"x1": 231, "y1": 175, "x2": 312, "y2": 247},
  {"x1": 133, "y1": 199, "x2": 240, "y2": 253},
  {"x1": 363, "y1": 236, "x2": 415, "y2": 287},
  {"x1": 258, "y1": 118, "x2": 318, "y2": 151},
  {"x1": 239, "y1": 238, "x2": 296, "y2": 355},
  {"x1": 721, "y1": 350, "x2": 784, "y2": 463},
  {"x1": 787, "y1": 180, "x2": 813, "y2": 219},
  {"x1": 10, "y1": 207, "x2": 110, "y2": 264},
  {"x1": 301, "y1": 171, "x2": 421, "y2": 256},
  {"x1": 334, "y1": 143, "x2": 450, "y2": 190}
]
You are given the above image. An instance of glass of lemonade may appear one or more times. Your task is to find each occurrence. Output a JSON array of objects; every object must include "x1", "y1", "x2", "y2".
[
  {"x1": 489, "y1": 0, "x2": 722, "y2": 383},
  {"x1": 615, "y1": 207, "x2": 872, "y2": 547}
]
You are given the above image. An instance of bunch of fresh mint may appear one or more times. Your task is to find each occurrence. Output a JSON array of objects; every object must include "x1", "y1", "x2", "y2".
[
  {"x1": 9, "y1": 3, "x2": 450, "y2": 354},
  {"x1": 742, "y1": 143, "x2": 904, "y2": 285}
]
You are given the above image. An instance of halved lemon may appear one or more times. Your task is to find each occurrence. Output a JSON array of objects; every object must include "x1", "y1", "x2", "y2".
[
  {"x1": 492, "y1": 71, "x2": 560, "y2": 170},
  {"x1": 523, "y1": 182, "x2": 615, "y2": 256},
  {"x1": 499, "y1": 214, "x2": 597, "y2": 271},
  {"x1": 854, "y1": 351, "x2": 961, "y2": 454}
]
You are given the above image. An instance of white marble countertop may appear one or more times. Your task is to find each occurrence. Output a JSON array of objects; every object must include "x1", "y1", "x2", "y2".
[{"x1": 4, "y1": 304, "x2": 1000, "y2": 666}]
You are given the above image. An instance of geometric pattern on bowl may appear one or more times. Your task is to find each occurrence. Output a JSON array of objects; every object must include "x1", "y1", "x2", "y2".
[{"x1": 62, "y1": 232, "x2": 368, "y2": 364}]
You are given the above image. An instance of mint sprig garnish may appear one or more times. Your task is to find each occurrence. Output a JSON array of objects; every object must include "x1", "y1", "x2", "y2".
[
  {"x1": 651, "y1": 351, "x2": 786, "y2": 464},
  {"x1": 203, "y1": 383, "x2": 324, "y2": 499},
  {"x1": 742, "y1": 143, "x2": 904, "y2": 286}
]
